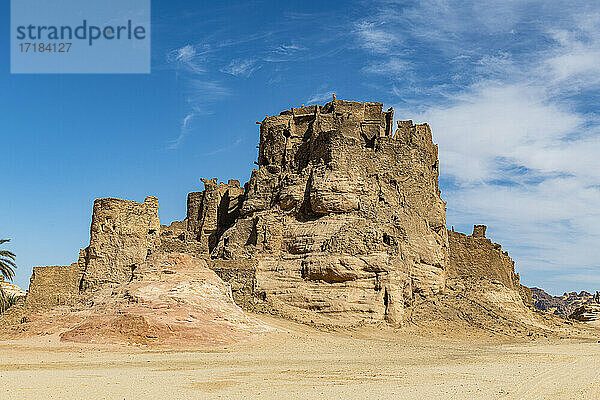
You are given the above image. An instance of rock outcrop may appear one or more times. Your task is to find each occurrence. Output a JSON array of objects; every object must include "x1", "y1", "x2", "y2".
[
  {"x1": 532, "y1": 288, "x2": 599, "y2": 318},
  {"x1": 25, "y1": 264, "x2": 80, "y2": 308},
  {"x1": 448, "y1": 225, "x2": 532, "y2": 307},
  {"x1": 60, "y1": 253, "x2": 272, "y2": 346},
  {"x1": 79, "y1": 196, "x2": 161, "y2": 291},
  {"x1": 0, "y1": 279, "x2": 25, "y2": 298},
  {"x1": 4, "y1": 97, "x2": 553, "y2": 338},
  {"x1": 7, "y1": 253, "x2": 272, "y2": 346},
  {"x1": 187, "y1": 178, "x2": 244, "y2": 254},
  {"x1": 20, "y1": 197, "x2": 161, "y2": 309},
  {"x1": 203, "y1": 101, "x2": 449, "y2": 326},
  {"x1": 569, "y1": 304, "x2": 600, "y2": 322}
]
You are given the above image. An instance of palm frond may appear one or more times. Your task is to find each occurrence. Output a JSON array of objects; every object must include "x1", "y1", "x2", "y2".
[
  {"x1": 0, "y1": 266, "x2": 15, "y2": 280},
  {"x1": 0, "y1": 257, "x2": 17, "y2": 267},
  {"x1": 0, "y1": 250, "x2": 16, "y2": 259},
  {"x1": 0, "y1": 239, "x2": 17, "y2": 281},
  {"x1": 0, "y1": 291, "x2": 19, "y2": 314}
]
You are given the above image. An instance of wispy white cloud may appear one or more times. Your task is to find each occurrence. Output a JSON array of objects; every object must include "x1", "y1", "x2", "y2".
[
  {"x1": 168, "y1": 113, "x2": 195, "y2": 150},
  {"x1": 166, "y1": 45, "x2": 233, "y2": 149},
  {"x1": 410, "y1": 83, "x2": 585, "y2": 183},
  {"x1": 355, "y1": 0, "x2": 600, "y2": 293},
  {"x1": 189, "y1": 79, "x2": 232, "y2": 98},
  {"x1": 221, "y1": 58, "x2": 260, "y2": 77},
  {"x1": 166, "y1": 44, "x2": 205, "y2": 74},
  {"x1": 274, "y1": 43, "x2": 307, "y2": 55},
  {"x1": 355, "y1": 21, "x2": 401, "y2": 54},
  {"x1": 263, "y1": 42, "x2": 308, "y2": 62},
  {"x1": 363, "y1": 57, "x2": 410, "y2": 75},
  {"x1": 542, "y1": 17, "x2": 600, "y2": 89}
]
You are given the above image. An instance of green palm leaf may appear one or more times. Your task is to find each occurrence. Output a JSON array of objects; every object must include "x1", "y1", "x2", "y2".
[{"x1": 0, "y1": 239, "x2": 17, "y2": 281}]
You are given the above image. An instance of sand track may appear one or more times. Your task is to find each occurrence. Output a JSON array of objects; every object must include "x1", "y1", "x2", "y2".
[{"x1": 1, "y1": 315, "x2": 599, "y2": 399}]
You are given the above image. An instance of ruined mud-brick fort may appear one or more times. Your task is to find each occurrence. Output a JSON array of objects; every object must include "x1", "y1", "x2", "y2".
[{"x1": 21, "y1": 99, "x2": 532, "y2": 327}]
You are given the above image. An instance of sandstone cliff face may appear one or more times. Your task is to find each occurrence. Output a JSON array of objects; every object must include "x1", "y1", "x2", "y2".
[
  {"x1": 569, "y1": 303, "x2": 600, "y2": 322},
  {"x1": 448, "y1": 225, "x2": 532, "y2": 307},
  {"x1": 187, "y1": 178, "x2": 244, "y2": 254},
  {"x1": 200, "y1": 100, "x2": 449, "y2": 325}
]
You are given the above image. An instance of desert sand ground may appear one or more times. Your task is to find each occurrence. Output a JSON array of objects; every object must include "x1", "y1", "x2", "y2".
[{"x1": 1, "y1": 315, "x2": 599, "y2": 400}]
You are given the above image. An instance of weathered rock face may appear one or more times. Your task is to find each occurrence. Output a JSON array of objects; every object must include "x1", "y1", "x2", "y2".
[
  {"x1": 203, "y1": 100, "x2": 449, "y2": 325},
  {"x1": 25, "y1": 264, "x2": 80, "y2": 308},
  {"x1": 19, "y1": 197, "x2": 161, "y2": 309},
  {"x1": 448, "y1": 225, "x2": 532, "y2": 307},
  {"x1": 11, "y1": 253, "x2": 272, "y2": 346},
  {"x1": 569, "y1": 303, "x2": 600, "y2": 322},
  {"x1": 79, "y1": 196, "x2": 161, "y2": 291},
  {"x1": 59, "y1": 253, "x2": 272, "y2": 346},
  {"x1": 186, "y1": 178, "x2": 244, "y2": 254}
]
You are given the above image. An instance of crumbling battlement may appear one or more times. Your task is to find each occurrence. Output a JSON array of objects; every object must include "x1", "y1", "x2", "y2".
[
  {"x1": 79, "y1": 196, "x2": 161, "y2": 291},
  {"x1": 186, "y1": 178, "x2": 244, "y2": 254},
  {"x1": 25, "y1": 264, "x2": 80, "y2": 308},
  {"x1": 158, "y1": 220, "x2": 202, "y2": 254},
  {"x1": 472, "y1": 224, "x2": 487, "y2": 238},
  {"x1": 20, "y1": 197, "x2": 161, "y2": 309},
  {"x1": 448, "y1": 225, "x2": 532, "y2": 306}
]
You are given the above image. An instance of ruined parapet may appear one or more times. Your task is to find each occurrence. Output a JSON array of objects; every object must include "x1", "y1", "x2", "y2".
[
  {"x1": 212, "y1": 99, "x2": 448, "y2": 326},
  {"x1": 472, "y1": 224, "x2": 487, "y2": 238},
  {"x1": 158, "y1": 220, "x2": 203, "y2": 254},
  {"x1": 79, "y1": 196, "x2": 160, "y2": 291},
  {"x1": 25, "y1": 264, "x2": 80, "y2": 308},
  {"x1": 186, "y1": 178, "x2": 244, "y2": 254},
  {"x1": 448, "y1": 225, "x2": 531, "y2": 306}
]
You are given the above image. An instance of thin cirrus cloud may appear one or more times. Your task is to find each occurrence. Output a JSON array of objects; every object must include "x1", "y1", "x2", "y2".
[
  {"x1": 356, "y1": 0, "x2": 600, "y2": 294},
  {"x1": 355, "y1": 21, "x2": 401, "y2": 54},
  {"x1": 167, "y1": 112, "x2": 195, "y2": 150},
  {"x1": 166, "y1": 44, "x2": 205, "y2": 74},
  {"x1": 166, "y1": 44, "x2": 232, "y2": 149},
  {"x1": 362, "y1": 58, "x2": 410, "y2": 75},
  {"x1": 220, "y1": 58, "x2": 260, "y2": 77},
  {"x1": 263, "y1": 42, "x2": 308, "y2": 62},
  {"x1": 166, "y1": 38, "x2": 313, "y2": 149}
]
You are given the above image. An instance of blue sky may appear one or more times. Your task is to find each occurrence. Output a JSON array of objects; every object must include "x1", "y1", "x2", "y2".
[{"x1": 2, "y1": 0, "x2": 600, "y2": 295}]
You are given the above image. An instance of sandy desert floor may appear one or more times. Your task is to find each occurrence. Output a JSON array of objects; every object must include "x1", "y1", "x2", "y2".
[{"x1": 1, "y1": 315, "x2": 599, "y2": 400}]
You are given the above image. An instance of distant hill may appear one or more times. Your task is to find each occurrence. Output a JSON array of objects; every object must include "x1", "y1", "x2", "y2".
[{"x1": 531, "y1": 288, "x2": 599, "y2": 318}]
